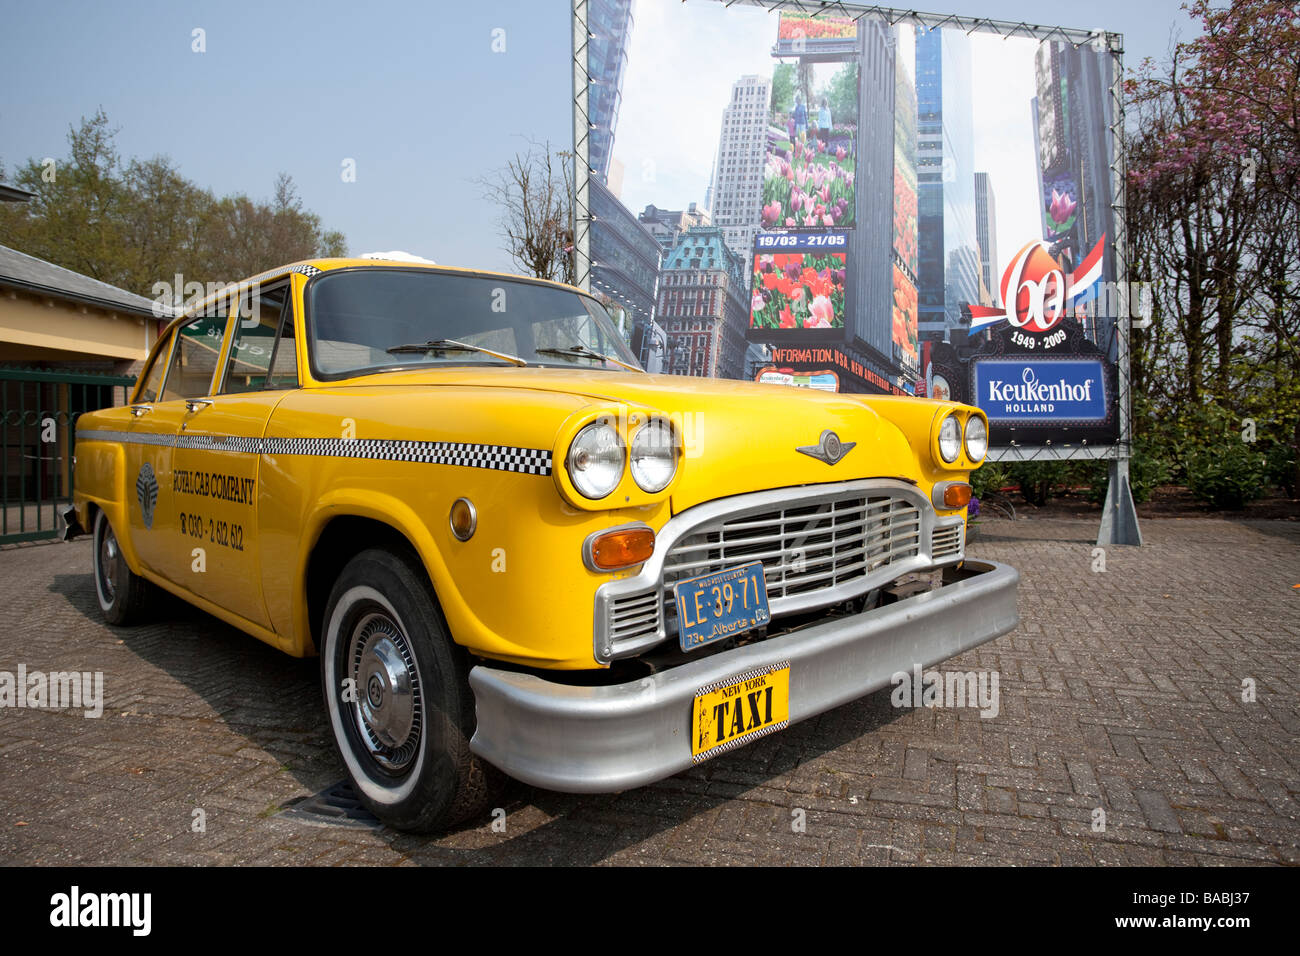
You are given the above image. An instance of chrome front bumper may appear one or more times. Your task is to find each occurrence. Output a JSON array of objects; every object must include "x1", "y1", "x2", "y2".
[{"x1": 469, "y1": 558, "x2": 1019, "y2": 793}]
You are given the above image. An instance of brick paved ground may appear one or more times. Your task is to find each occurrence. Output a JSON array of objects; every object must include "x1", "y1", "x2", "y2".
[{"x1": 0, "y1": 516, "x2": 1296, "y2": 866}]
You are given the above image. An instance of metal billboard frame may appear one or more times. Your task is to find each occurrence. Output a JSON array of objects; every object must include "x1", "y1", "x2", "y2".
[{"x1": 570, "y1": 0, "x2": 1140, "y2": 545}]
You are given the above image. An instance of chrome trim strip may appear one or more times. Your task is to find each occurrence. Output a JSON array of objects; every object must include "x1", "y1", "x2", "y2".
[{"x1": 74, "y1": 429, "x2": 553, "y2": 476}]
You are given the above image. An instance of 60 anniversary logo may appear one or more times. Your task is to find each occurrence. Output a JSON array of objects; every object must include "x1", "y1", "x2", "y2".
[{"x1": 969, "y1": 235, "x2": 1105, "y2": 335}]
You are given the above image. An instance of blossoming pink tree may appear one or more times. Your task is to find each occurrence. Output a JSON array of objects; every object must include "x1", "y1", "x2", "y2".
[{"x1": 1125, "y1": 0, "x2": 1298, "y2": 490}]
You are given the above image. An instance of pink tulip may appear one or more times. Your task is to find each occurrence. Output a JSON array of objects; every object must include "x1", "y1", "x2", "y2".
[
  {"x1": 1049, "y1": 188, "x2": 1077, "y2": 225},
  {"x1": 807, "y1": 295, "x2": 834, "y2": 328}
]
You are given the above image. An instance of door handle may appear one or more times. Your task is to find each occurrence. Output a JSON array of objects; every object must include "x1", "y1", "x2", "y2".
[
  {"x1": 185, "y1": 399, "x2": 214, "y2": 413},
  {"x1": 129, "y1": 404, "x2": 153, "y2": 417}
]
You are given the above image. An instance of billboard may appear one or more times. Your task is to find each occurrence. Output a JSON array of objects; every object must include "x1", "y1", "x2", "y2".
[
  {"x1": 755, "y1": 367, "x2": 840, "y2": 391},
  {"x1": 763, "y1": 60, "x2": 858, "y2": 231},
  {"x1": 750, "y1": 234, "x2": 848, "y2": 333},
  {"x1": 583, "y1": 1, "x2": 1124, "y2": 432},
  {"x1": 952, "y1": 231, "x2": 1120, "y2": 445},
  {"x1": 891, "y1": 264, "x2": 918, "y2": 372}
]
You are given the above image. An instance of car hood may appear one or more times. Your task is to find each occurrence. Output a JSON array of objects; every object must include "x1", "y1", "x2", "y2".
[{"x1": 328, "y1": 367, "x2": 920, "y2": 511}]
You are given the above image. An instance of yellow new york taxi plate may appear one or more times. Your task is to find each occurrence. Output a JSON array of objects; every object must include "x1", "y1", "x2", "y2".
[{"x1": 691, "y1": 662, "x2": 791, "y2": 762}]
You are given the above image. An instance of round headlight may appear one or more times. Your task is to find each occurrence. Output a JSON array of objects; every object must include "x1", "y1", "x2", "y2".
[
  {"x1": 938, "y1": 414, "x2": 961, "y2": 463},
  {"x1": 964, "y1": 415, "x2": 988, "y2": 463},
  {"x1": 567, "y1": 421, "x2": 625, "y2": 499},
  {"x1": 630, "y1": 419, "x2": 677, "y2": 493}
]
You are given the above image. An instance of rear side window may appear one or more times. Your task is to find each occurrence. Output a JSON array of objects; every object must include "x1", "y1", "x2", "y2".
[{"x1": 161, "y1": 304, "x2": 231, "y2": 401}]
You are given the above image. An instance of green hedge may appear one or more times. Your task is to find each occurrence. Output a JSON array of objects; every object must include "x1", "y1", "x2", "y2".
[{"x1": 965, "y1": 400, "x2": 1294, "y2": 509}]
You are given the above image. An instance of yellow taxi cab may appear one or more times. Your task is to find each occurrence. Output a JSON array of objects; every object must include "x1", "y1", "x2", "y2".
[{"x1": 62, "y1": 257, "x2": 1019, "y2": 831}]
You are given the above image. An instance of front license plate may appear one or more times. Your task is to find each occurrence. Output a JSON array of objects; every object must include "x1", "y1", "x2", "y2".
[
  {"x1": 673, "y1": 561, "x2": 770, "y2": 652},
  {"x1": 691, "y1": 662, "x2": 791, "y2": 761}
]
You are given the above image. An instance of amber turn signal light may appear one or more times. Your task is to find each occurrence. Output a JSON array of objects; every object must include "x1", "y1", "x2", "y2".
[
  {"x1": 449, "y1": 498, "x2": 477, "y2": 541},
  {"x1": 942, "y1": 483, "x2": 972, "y2": 509},
  {"x1": 586, "y1": 525, "x2": 655, "y2": 571}
]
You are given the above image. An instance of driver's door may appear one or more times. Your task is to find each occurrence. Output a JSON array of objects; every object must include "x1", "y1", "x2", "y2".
[{"x1": 169, "y1": 280, "x2": 296, "y2": 631}]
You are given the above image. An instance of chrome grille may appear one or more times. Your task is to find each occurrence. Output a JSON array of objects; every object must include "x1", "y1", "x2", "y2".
[
  {"x1": 594, "y1": 480, "x2": 964, "y2": 663},
  {"x1": 608, "y1": 590, "x2": 661, "y2": 647},
  {"x1": 931, "y1": 521, "x2": 964, "y2": 560},
  {"x1": 662, "y1": 494, "x2": 921, "y2": 601}
]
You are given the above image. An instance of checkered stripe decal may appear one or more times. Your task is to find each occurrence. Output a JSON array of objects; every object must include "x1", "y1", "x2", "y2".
[
  {"x1": 693, "y1": 661, "x2": 790, "y2": 698},
  {"x1": 241, "y1": 262, "x2": 322, "y2": 287},
  {"x1": 76, "y1": 429, "x2": 552, "y2": 476},
  {"x1": 177, "y1": 434, "x2": 263, "y2": 454},
  {"x1": 261, "y1": 438, "x2": 552, "y2": 475}
]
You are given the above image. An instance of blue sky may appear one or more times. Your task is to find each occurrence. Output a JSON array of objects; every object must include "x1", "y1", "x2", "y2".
[{"x1": 0, "y1": 0, "x2": 1197, "y2": 277}]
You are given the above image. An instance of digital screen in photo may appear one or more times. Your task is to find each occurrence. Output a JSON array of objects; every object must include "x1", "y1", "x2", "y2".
[
  {"x1": 750, "y1": 234, "x2": 847, "y2": 331},
  {"x1": 762, "y1": 60, "x2": 858, "y2": 231},
  {"x1": 776, "y1": 12, "x2": 858, "y2": 43},
  {"x1": 892, "y1": 264, "x2": 919, "y2": 372}
]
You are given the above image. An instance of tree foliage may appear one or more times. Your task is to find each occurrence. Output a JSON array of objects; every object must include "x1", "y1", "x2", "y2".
[
  {"x1": 1125, "y1": 0, "x2": 1299, "y2": 496},
  {"x1": 769, "y1": 63, "x2": 796, "y2": 116},
  {"x1": 824, "y1": 63, "x2": 858, "y2": 128},
  {"x1": 0, "y1": 110, "x2": 346, "y2": 301},
  {"x1": 475, "y1": 141, "x2": 574, "y2": 286}
]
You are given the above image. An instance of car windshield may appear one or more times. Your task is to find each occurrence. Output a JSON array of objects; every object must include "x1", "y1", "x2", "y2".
[{"x1": 306, "y1": 268, "x2": 641, "y2": 378}]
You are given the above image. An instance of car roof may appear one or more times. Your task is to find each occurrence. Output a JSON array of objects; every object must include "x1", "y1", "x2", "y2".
[{"x1": 164, "y1": 257, "x2": 590, "y2": 334}]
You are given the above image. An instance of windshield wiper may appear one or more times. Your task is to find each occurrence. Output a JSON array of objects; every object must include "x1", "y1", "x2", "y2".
[
  {"x1": 535, "y1": 344, "x2": 641, "y2": 373},
  {"x1": 386, "y1": 338, "x2": 527, "y2": 367}
]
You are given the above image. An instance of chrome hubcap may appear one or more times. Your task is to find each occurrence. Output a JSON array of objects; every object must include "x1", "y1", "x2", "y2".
[
  {"x1": 347, "y1": 612, "x2": 422, "y2": 772},
  {"x1": 98, "y1": 523, "x2": 120, "y2": 601}
]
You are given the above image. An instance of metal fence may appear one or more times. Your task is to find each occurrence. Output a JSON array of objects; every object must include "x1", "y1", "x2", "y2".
[{"x1": 0, "y1": 368, "x2": 136, "y2": 544}]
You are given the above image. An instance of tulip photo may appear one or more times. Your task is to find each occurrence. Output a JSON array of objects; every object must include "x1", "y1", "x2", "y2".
[{"x1": 749, "y1": 251, "x2": 847, "y2": 331}]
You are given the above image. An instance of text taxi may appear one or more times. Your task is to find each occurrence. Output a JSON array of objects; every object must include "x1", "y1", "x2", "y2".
[{"x1": 63, "y1": 258, "x2": 1019, "y2": 831}]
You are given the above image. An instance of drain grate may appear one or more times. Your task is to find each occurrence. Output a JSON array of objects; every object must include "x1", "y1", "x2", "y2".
[{"x1": 276, "y1": 780, "x2": 383, "y2": 830}]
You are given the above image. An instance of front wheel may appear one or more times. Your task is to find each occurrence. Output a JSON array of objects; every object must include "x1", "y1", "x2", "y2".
[
  {"x1": 320, "y1": 548, "x2": 500, "y2": 832},
  {"x1": 92, "y1": 509, "x2": 151, "y2": 625}
]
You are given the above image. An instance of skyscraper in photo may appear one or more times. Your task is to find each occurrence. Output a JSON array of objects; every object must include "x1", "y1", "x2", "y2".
[
  {"x1": 914, "y1": 26, "x2": 980, "y2": 351},
  {"x1": 587, "y1": 0, "x2": 636, "y2": 184},
  {"x1": 710, "y1": 74, "x2": 772, "y2": 268},
  {"x1": 587, "y1": 0, "x2": 661, "y2": 341},
  {"x1": 851, "y1": 19, "x2": 902, "y2": 367},
  {"x1": 589, "y1": 178, "x2": 663, "y2": 334},
  {"x1": 1032, "y1": 39, "x2": 1116, "y2": 341},
  {"x1": 656, "y1": 227, "x2": 748, "y2": 380},
  {"x1": 973, "y1": 171, "x2": 999, "y2": 308}
]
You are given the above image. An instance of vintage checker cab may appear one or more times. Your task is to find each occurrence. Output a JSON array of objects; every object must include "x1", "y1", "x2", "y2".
[{"x1": 63, "y1": 258, "x2": 1019, "y2": 831}]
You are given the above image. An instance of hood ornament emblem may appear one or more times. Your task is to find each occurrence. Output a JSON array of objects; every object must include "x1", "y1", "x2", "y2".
[{"x1": 797, "y1": 430, "x2": 856, "y2": 466}]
